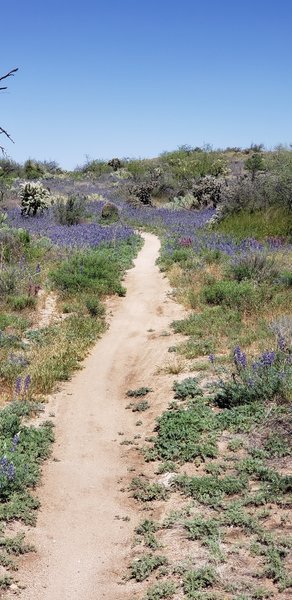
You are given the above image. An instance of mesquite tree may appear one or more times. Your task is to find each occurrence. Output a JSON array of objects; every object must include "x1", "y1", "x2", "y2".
[{"x1": 0, "y1": 68, "x2": 18, "y2": 154}]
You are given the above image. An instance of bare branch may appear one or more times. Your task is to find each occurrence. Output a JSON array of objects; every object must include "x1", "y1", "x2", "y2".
[
  {"x1": 0, "y1": 68, "x2": 18, "y2": 153},
  {"x1": 0, "y1": 126, "x2": 14, "y2": 143},
  {"x1": 0, "y1": 68, "x2": 18, "y2": 84}
]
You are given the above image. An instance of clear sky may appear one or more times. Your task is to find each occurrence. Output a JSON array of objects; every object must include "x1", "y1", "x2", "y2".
[{"x1": 1, "y1": 0, "x2": 292, "y2": 169}]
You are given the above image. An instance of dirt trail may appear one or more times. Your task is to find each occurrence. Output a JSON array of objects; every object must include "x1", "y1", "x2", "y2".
[{"x1": 12, "y1": 232, "x2": 185, "y2": 600}]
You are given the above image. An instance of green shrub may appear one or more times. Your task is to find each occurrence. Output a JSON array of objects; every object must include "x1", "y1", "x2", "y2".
[
  {"x1": 202, "y1": 280, "x2": 260, "y2": 311},
  {"x1": 227, "y1": 252, "x2": 279, "y2": 283},
  {"x1": 183, "y1": 566, "x2": 217, "y2": 596},
  {"x1": 184, "y1": 516, "x2": 220, "y2": 542},
  {"x1": 0, "y1": 403, "x2": 54, "y2": 517},
  {"x1": 8, "y1": 295, "x2": 36, "y2": 311},
  {"x1": 130, "y1": 554, "x2": 168, "y2": 581},
  {"x1": 126, "y1": 387, "x2": 153, "y2": 397},
  {"x1": 50, "y1": 248, "x2": 125, "y2": 296},
  {"x1": 178, "y1": 337, "x2": 214, "y2": 359},
  {"x1": 0, "y1": 266, "x2": 17, "y2": 295},
  {"x1": 130, "y1": 477, "x2": 168, "y2": 502},
  {"x1": 173, "y1": 377, "x2": 203, "y2": 400},
  {"x1": 153, "y1": 403, "x2": 219, "y2": 462},
  {"x1": 263, "y1": 434, "x2": 291, "y2": 458},
  {"x1": 130, "y1": 400, "x2": 150, "y2": 412},
  {"x1": 100, "y1": 202, "x2": 119, "y2": 223},
  {"x1": 172, "y1": 306, "x2": 241, "y2": 343},
  {"x1": 175, "y1": 474, "x2": 246, "y2": 505},
  {"x1": 144, "y1": 581, "x2": 176, "y2": 599},
  {"x1": 213, "y1": 349, "x2": 291, "y2": 408},
  {"x1": 77, "y1": 159, "x2": 111, "y2": 176},
  {"x1": 245, "y1": 153, "x2": 265, "y2": 180},
  {"x1": 23, "y1": 160, "x2": 45, "y2": 180},
  {"x1": 53, "y1": 194, "x2": 87, "y2": 226},
  {"x1": 84, "y1": 297, "x2": 105, "y2": 317},
  {"x1": 216, "y1": 208, "x2": 292, "y2": 241}
]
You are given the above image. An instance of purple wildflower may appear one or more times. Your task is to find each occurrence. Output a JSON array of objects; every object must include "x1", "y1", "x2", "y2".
[
  {"x1": 277, "y1": 335, "x2": 286, "y2": 351},
  {"x1": 0, "y1": 456, "x2": 8, "y2": 470},
  {"x1": 259, "y1": 351, "x2": 276, "y2": 367},
  {"x1": 208, "y1": 354, "x2": 215, "y2": 364},
  {"x1": 7, "y1": 462, "x2": 15, "y2": 480},
  {"x1": 24, "y1": 374, "x2": 31, "y2": 394},
  {"x1": 11, "y1": 434, "x2": 20, "y2": 453},
  {"x1": 233, "y1": 346, "x2": 247, "y2": 369},
  {"x1": 15, "y1": 376, "x2": 22, "y2": 396},
  {"x1": 0, "y1": 457, "x2": 15, "y2": 480}
]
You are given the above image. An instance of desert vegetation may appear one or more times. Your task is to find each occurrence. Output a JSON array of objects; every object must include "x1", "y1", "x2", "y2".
[{"x1": 0, "y1": 144, "x2": 291, "y2": 596}]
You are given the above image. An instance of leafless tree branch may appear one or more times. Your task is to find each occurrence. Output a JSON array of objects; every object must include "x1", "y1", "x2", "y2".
[
  {"x1": 0, "y1": 68, "x2": 18, "y2": 87},
  {"x1": 0, "y1": 68, "x2": 18, "y2": 154}
]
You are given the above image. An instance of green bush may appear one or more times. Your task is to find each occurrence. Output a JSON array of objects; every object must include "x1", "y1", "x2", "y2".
[
  {"x1": 100, "y1": 202, "x2": 119, "y2": 223},
  {"x1": 126, "y1": 387, "x2": 153, "y2": 397},
  {"x1": 8, "y1": 295, "x2": 36, "y2": 311},
  {"x1": 173, "y1": 377, "x2": 203, "y2": 399},
  {"x1": 23, "y1": 159, "x2": 45, "y2": 180},
  {"x1": 0, "y1": 266, "x2": 17, "y2": 295},
  {"x1": 175, "y1": 474, "x2": 246, "y2": 505},
  {"x1": 153, "y1": 402, "x2": 219, "y2": 462},
  {"x1": 130, "y1": 554, "x2": 168, "y2": 581},
  {"x1": 183, "y1": 566, "x2": 217, "y2": 596},
  {"x1": 226, "y1": 252, "x2": 279, "y2": 283},
  {"x1": 144, "y1": 581, "x2": 176, "y2": 599},
  {"x1": 202, "y1": 279, "x2": 261, "y2": 311},
  {"x1": 172, "y1": 306, "x2": 242, "y2": 338},
  {"x1": 84, "y1": 297, "x2": 105, "y2": 317},
  {"x1": 0, "y1": 404, "x2": 54, "y2": 507},
  {"x1": 130, "y1": 477, "x2": 168, "y2": 502},
  {"x1": 216, "y1": 208, "x2": 292, "y2": 241},
  {"x1": 213, "y1": 349, "x2": 291, "y2": 408},
  {"x1": 53, "y1": 194, "x2": 87, "y2": 226},
  {"x1": 50, "y1": 248, "x2": 125, "y2": 296}
]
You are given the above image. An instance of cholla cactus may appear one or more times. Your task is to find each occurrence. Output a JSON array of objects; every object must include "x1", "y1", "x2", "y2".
[
  {"x1": 20, "y1": 182, "x2": 51, "y2": 216},
  {"x1": 108, "y1": 158, "x2": 122, "y2": 171},
  {"x1": 192, "y1": 176, "x2": 224, "y2": 208}
]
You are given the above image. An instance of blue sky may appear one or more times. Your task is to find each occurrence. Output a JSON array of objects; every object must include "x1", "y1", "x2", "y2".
[{"x1": 1, "y1": 0, "x2": 292, "y2": 169}]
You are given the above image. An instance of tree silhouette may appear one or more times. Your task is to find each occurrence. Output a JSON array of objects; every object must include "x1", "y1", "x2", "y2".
[{"x1": 0, "y1": 68, "x2": 18, "y2": 154}]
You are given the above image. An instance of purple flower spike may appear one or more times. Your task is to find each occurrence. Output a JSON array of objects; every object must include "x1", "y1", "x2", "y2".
[
  {"x1": 15, "y1": 376, "x2": 22, "y2": 395},
  {"x1": 208, "y1": 354, "x2": 215, "y2": 364},
  {"x1": 233, "y1": 346, "x2": 247, "y2": 369},
  {"x1": 277, "y1": 335, "x2": 286, "y2": 351},
  {"x1": 7, "y1": 462, "x2": 15, "y2": 480},
  {"x1": 259, "y1": 351, "x2": 276, "y2": 367},
  {"x1": 24, "y1": 374, "x2": 31, "y2": 394}
]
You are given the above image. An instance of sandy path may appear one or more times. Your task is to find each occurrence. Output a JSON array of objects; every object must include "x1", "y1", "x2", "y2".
[{"x1": 12, "y1": 232, "x2": 185, "y2": 600}]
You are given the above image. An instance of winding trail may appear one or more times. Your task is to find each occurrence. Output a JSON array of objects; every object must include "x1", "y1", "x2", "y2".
[{"x1": 13, "y1": 233, "x2": 185, "y2": 599}]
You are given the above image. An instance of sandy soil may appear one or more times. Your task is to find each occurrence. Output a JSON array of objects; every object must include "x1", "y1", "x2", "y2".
[{"x1": 9, "y1": 232, "x2": 186, "y2": 600}]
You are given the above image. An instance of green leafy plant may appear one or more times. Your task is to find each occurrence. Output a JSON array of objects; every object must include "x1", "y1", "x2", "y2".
[
  {"x1": 130, "y1": 554, "x2": 168, "y2": 581},
  {"x1": 152, "y1": 402, "x2": 219, "y2": 462},
  {"x1": 172, "y1": 377, "x2": 203, "y2": 400},
  {"x1": 183, "y1": 566, "x2": 217, "y2": 596},
  {"x1": 144, "y1": 581, "x2": 176, "y2": 599},
  {"x1": 130, "y1": 477, "x2": 168, "y2": 502},
  {"x1": 126, "y1": 387, "x2": 153, "y2": 397},
  {"x1": 53, "y1": 194, "x2": 87, "y2": 226}
]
